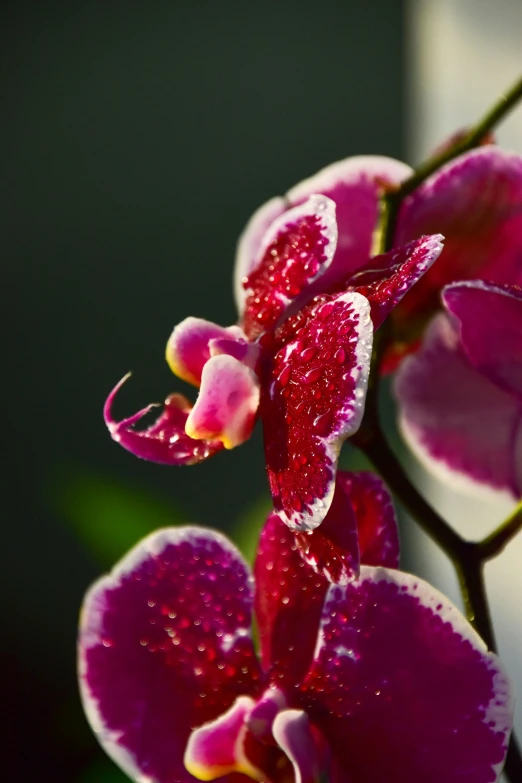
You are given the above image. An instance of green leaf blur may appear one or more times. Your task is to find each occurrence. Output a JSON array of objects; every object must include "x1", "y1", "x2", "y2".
[{"x1": 48, "y1": 465, "x2": 184, "y2": 566}]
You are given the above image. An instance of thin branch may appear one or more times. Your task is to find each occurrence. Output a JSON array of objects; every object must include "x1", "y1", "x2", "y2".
[
  {"x1": 479, "y1": 500, "x2": 522, "y2": 560},
  {"x1": 374, "y1": 73, "x2": 522, "y2": 255}
]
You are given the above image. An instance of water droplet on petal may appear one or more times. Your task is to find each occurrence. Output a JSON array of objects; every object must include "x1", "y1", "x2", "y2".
[
  {"x1": 278, "y1": 365, "x2": 292, "y2": 387},
  {"x1": 300, "y1": 346, "x2": 316, "y2": 362},
  {"x1": 303, "y1": 366, "x2": 322, "y2": 384}
]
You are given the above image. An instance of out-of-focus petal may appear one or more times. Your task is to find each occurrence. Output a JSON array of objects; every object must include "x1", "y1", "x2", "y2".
[
  {"x1": 186, "y1": 355, "x2": 260, "y2": 450},
  {"x1": 288, "y1": 156, "x2": 413, "y2": 293},
  {"x1": 443, "y1": 280, "x2": 522, "y2": 398},
  {"x1": 394, "y1": 314, "x2": 522, "y2": 499},
  {"x1": 184, "y1": 696, "x2": 264, "y2": 782},
  {"x1": 166, "y1": 317, "x2": 246, "y2": 386},
  {"x1": 254, "y1": 513, "x2": 328, "y2": 687},
  {"x1": 395, "y1": 147, "x2": 522, "y2": 324},
  {"x1": 104, "y1": 375, "x2": 223, "y2": 465},
  {"x1": 261, "y1": 291, "x2": 373, "y2": 531},
  {"x1": 272, "y1": 709, "x2": 324, "y2": 783},
  {"x1": 241, "y1": 195, "x2": 338, "y2": 339},
  {"x1": 79, "y1": 528, "x2": 262, "y2": 783},
  {"x1": 339, "y1": 471, "x2": 399, "y2": 568},
  {"x1": 339, "y1": 235, "x2": 444, "y2": 330},
  {"x1": 302, "y1": 566, "x2": 513, "y2": 783}
]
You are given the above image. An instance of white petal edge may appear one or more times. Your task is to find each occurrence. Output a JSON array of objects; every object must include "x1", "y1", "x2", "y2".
[
  {"x1": 315, "y1": 565, "x2": 514, "y2": 781},
  {"x1": 78, "y1": 527, "x2": 253, "y2": 783},
  {"x1": 285, "y1": 291, "x2": 373, "y2": 532},
  {"x1": 234, "y1": 196, "x2": 286, "y2": 314}
]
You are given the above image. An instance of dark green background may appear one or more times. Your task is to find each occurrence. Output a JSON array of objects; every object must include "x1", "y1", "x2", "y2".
[{"x1": 4, "y1": 2, "x2": 406, "y2": 779}]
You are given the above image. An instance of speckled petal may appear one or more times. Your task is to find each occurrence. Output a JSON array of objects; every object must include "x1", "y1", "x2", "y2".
[
  {"x1": 104, "y1": 375, "x2": 223, "y2": 465},
  {"x1": 166, "y1": 317, "x2": 247, "y2": 386},
  {"x1": 338, "y1": 471, "x2": 399, "y2": 568},
  {"x1": 302, "y1": 566, "x2": 513, "y2": 783},
  {"x1": 443, "y1": 280, "x2": 522, "y2": 398},
  {"x1": 235, "y1": 196, "x2": 287, "y2": 313},
  {"x1": 186, "y1": 355, "x2": 260, "y2": 450},
  {"x1": 272, "y1": 710, "x2": 324, "y2": 783},
  {"x1": 293, "y1": 474, "x2": 360, "y2": 586},
  {"x1": 235, "y1": 158, "x2": 412, "y2": 320},
  {"x1": 294, "y1": 470, "x2": 399, "y2": 586},
  {"x1": 339, "y1": 235, "x2": 444, "y2": 330},
  {"x1": 287, "y1": 156, "x2": 413, "y2": 294},
  {"x1": 78, "y1": 527, "x2": 262, "y2": 783},
  {"x1": 261, "y1": 291, "x2": 373, "y2": 531},
  {"x1": 394, "y1": 314, "x2": 522, "y2": 498},
  {"x1": 241, "y1": 195, "x2": 338, "y2": 339},
  {"x1": 395, "y1": 147, "x2": 522, "y2": 325},
  {"x1": 254, "y1": 513, "x2": 328, "y2": 687}
]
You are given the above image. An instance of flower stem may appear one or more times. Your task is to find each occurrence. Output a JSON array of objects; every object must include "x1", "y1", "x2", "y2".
[
  {"x1": 479, "y1": 500, "x2": 522, "y2": 560},
  {"x1": 357, "y1": 75, "x2": 522, "y2": 781},
  {"x1": 353, "y1": 414, "x2": 522, "y2": 782},
  {"x1": 375, "y1": 73, "x2": 522, "y2": 255}
]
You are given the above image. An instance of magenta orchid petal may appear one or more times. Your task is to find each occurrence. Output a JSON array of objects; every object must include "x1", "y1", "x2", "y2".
[
  {"x1": 294, "y1": 476, "x2": 360, "y2": 586},
  {"x1": 340, "y1": 234, "x2": 444, "y2": 330},
  {"x1": 338, "y1": 471, "x2": 399, "y2": 569},
  {"x1": 254, "y1": 513, "x2": 328, "y2": 686},
  {"x1": 184, "y1": 695, "x2": 264, "y2": 782},
  {"x1": 209, "y1": 336, "x2": 260, "y2": 371},
  {"x1": 395, "y1": 147, "x2": 522, "y2": 322},
  {"x1": 166, "y1": 317, "x2": 246, "y2": 386},
  {"x1": 104, "y1": 374, "x2": 224, "y2": 465},
  {"x1": 271, "y1": 709, "x2": 323, "y2": 783},
  {"x1": 443, "y1": 280, "x2": 522, "y2": 397},
  {"x1": 261, "y1": 291, "x2": 373, "y2": 530},
  {"x1": 234, "y1": 196, "x2": 287, "y2": 313},
  {"x1": 78, "y1": 527, "x2": 262, "y2": 783},
  {"x1": 245, "y1": 688, "x2": 287, "y2": 743},
  {"x1": 294, "y1": 470, "x2": 399, "y2": 585},
  {"x1": 234, "y1": 158, "x2": 412, "y2": 318},
  {"x1": 302, "y1": 566, "x2": 513, "y2": 783},
  {"x1": 185, "y1": 354, "x2": 260, "y2": 450},
  {"x1": 241, "y1": 195, "x2": 338, "y2": 340},
  {"x1": 287, "y1": 155, "x2": 413, "y2": 293},
  {"x1": 394, "y1": 313, "x2": 522, "y2": 498}
]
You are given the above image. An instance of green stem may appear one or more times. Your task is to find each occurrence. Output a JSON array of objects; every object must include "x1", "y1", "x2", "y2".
[
  {"x1": 375, "y1": 73, "x2": 522, "y2": 255},
  {"x1": 479, "y1": 500, "x2": 522, "y2": 560}
]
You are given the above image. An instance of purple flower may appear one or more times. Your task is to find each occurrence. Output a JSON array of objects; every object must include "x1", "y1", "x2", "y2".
[
  {"x1": 395, "y1": 280, "x2": 522, "y2": 499},
  {"x1": 105, "y1": 179, "x2": 443, "y2": 531},
  {"x1": 79, "y1": 471, "x2": 513, "y2": 783}
]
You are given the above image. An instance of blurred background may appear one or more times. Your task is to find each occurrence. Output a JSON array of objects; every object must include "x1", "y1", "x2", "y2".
[{"x1": 3, "y1": 1, "x2": 521, "y2": 780}]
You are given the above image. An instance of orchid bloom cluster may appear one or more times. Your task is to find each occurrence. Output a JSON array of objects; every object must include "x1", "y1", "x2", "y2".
[{"x1": 80, "y1": 131, "x2": 522, "y2": 783}]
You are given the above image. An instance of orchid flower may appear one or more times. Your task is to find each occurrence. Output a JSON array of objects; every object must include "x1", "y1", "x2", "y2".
[
  {"x1": 105, "y1": 179, "x2": 443, "y2": 531},
  {"x1": 79, "y1": 471, "x2": 513, "y2": 783},
  {"x1": 394, "y1": 280, "x2": 522, "y2": 500},
  {"x1": 239, "y1": 147, "x2": 522, "y2": 356}
]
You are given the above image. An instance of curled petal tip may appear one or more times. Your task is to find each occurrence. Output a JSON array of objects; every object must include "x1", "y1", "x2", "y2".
[
  {"x1": 103, "y1": 375, "x2": 223, "y2": 466},
  {"x1": 103, "y1": 373, "x2": 134, "y2": 430}
]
